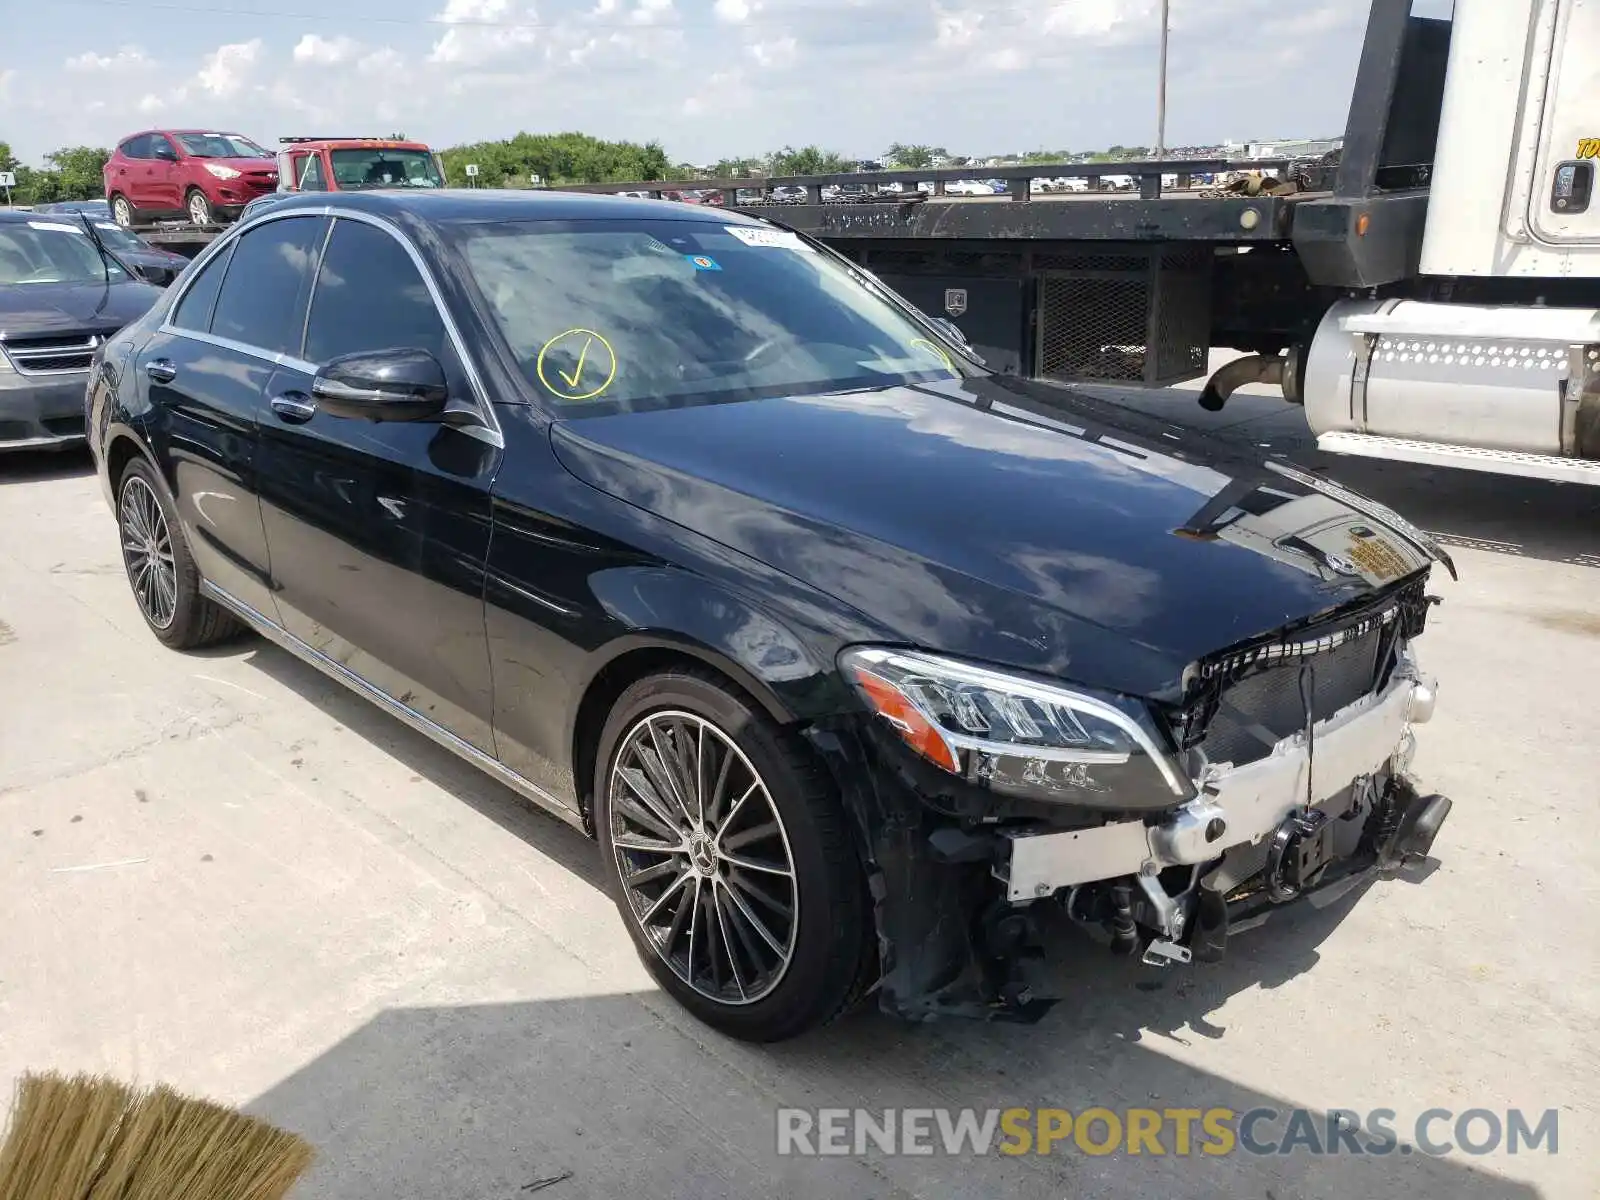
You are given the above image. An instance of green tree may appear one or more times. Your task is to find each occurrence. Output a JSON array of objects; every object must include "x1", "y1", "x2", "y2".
[
  {"x1": 885, "y1": 143, "x2": 936, "y2": 169},
  {"x1": 437, "y1": 131, "x2": 675, "y2": 187},
  {"x1": 44, "y1": 146, "x2": 110, "y2": 200},
  {"x1": 711, "y1": 157, "x2": 763, "y2": 179},
  {"x1": 765, "y1": 145, "x2": 851, "y2": 176}
]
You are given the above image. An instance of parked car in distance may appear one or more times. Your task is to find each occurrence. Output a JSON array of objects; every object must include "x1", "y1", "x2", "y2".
[
  {"x1": 36, "y1": 206, "x2": 192, "y2": 286},
  {"x1": 88, "y1": 220, "x2": 191, "y2": 287},
  {"x1": 274, "y1": 137, "x2": 445, "y2": 195},
  {"x1": 88, "y1": 190, "x2": 1453, "y2": 1042},
  {"x1": 104, "y1": 130, "x2": 279, "y2": 228},
  {"x1": 1, "y1": 210, "x2": 162, "y2": 451}
]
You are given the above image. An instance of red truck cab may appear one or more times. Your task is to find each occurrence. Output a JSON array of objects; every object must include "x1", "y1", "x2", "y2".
[{"x1": 275, "y1": 138, "x2": 447, "y2": 194}]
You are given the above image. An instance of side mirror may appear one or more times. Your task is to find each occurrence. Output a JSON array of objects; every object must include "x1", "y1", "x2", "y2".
[{"x1": 311, "y1": 348, "x2": 449, "y2": 422}]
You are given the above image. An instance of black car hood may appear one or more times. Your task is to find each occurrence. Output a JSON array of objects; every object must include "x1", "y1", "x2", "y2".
[
  {"x1": 550, "y1": 376, "x2": 1441, "y2": 699},
  {"x1": 0, "y1": 278, "x2": 164, "y2": 340}
]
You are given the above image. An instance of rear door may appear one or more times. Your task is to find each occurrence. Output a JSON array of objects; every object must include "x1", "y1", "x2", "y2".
[
  {"x1": 134, "y1": 212, "x2": 327, "y2": 620},
  {"x1": 255, "y1": 213, "x2": 501, "y2": 752},
  {"x1": 1528, "y1": 0, "x2": 1600, "y2": 243}
]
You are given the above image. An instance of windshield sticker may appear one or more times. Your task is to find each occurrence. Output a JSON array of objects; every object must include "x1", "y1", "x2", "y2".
[
  {"x1": 536, "y1": 328, "x2": 618, "y2": 402},
  {"x1": 909, "y1": 338, "x2": 958, "y2": 375},
  {"x1": 723, "y1": 226, "x2": 816, "y2": 253},
  {"x1": 687, "y1": 254, "x2": 721, "y2": 271},
  {"x1": 27, "y1": 221, "x2": 82, "y2": 233}
]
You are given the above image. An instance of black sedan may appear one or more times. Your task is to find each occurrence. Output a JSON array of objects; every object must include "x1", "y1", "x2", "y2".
[{"x1": 87, "y1": 190, "x2": 1453, "y2": 1041}]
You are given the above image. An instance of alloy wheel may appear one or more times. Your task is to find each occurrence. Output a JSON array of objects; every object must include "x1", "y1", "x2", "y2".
[
  {"x1": 112, "y1": 196, "x2": 133, "y2": 227},
  {"x1": 188, "y1": 192, "x2": 210, "y2": 225},
  {"x1": 119, "y1": 475, "x2": 178, "y2": 629},
  {"x1": 608, "y1": 710, "x2": 799, "y2": 1006}
]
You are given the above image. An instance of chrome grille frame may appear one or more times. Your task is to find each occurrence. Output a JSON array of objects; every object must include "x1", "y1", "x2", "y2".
[{"x1": 1, "y1": 334, "x2": 101, "y2": 375}]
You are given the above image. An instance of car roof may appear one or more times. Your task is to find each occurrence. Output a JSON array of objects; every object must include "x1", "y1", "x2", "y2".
[
  {"x1": 251, "y1": 188, "x2": 773, "y2": 227},
  {"x1": 118, "y1": 129, "x2": 257, "y2": 143}
]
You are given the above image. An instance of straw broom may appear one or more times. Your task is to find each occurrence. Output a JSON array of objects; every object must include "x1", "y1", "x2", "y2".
[{"x1": 0, "y1": 1072, "x2": 314, "y2": 1200}]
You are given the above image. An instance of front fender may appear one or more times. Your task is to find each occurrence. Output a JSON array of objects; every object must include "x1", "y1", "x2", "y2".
[{"x1": 579, "y1": 564, "x2": 858, "y2": 728}]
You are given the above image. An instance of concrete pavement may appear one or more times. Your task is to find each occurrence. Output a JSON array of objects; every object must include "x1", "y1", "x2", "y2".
[{"x1": 1, "y1": 401, "x2": 1595, "y2": 1198}]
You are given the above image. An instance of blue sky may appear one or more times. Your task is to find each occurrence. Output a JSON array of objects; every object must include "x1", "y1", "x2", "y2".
[{"x1": 2, "y1": 0, "x2": 1454, "y2": 166}]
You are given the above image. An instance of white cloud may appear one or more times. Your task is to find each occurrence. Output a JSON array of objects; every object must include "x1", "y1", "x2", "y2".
[
  {"x1": 293, "y1": 34, "x2": 362, "y2": 66},
  {"x1": 934, "y1": 11, "x2": 982, "y2": 47},
  {"x1": 195, "y1": 39, "x2": 262, "y2": 98},
  {"x1": 982, "y1": 47, "x2": 1027, "y2": 71},
  {"x1": 748, "y1": 36, "x2": 797, "y2": 68},
  {"x1": 428, "y1": 0, "x2": 539, "y2": 65},
  {"x1": 629, "y1": 0, "x2": 674, "y2": 25},
  {"x1": 713, "y1": 0, "x2": 752, "y2": 21},
  {"x1": 1041, "y1": 0, "x2": 1149, "y2": 37},
  {"x1": 65, "y1": 46, "x2": 153, "y2": 73},
  {"x1": 357, "y1": 47, "x2": 406, "y2": 75}
]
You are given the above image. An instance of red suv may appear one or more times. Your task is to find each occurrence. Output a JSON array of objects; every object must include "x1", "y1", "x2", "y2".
[{"x1": 104, "y1": 130, "x2": 279, "y2": 228}]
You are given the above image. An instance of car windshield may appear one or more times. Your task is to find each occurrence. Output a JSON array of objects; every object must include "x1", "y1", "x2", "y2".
[
  {"x1": 449, "y1": 217, "x2": 980, "y2": 415},
  {"x1": 176, "y1": 132, "x2": 271, "y2": 159},
  {"x1": 329, "y1": 149, "x2": 444, "y2": 190},
  {"x1": 0, "y1": 221, "x2": 127, "y2": 285}
]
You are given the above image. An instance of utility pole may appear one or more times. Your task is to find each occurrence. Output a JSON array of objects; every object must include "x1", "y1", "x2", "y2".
[{"x1": 1156, "y1": 0, "x2": 1171, "y2": 161}]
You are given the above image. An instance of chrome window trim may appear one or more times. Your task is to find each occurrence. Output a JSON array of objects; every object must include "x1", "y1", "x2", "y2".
[{"x1": 158, "y1": 203, "x2": 504, "y2": 449}]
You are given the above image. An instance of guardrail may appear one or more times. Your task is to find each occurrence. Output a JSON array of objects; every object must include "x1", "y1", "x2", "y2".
[{"x1": 552, "y1": 157, "x2": 1306, "y2": 205}]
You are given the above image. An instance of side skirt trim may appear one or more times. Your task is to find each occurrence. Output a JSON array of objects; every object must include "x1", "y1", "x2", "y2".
[{"x1": 200, "y1": 580, "x2": 587, "y2": 835}]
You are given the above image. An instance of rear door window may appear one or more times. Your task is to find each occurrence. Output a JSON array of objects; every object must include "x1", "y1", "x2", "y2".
[{"x1": 209, "y1": 215, "x2": 329, "y2": 356}]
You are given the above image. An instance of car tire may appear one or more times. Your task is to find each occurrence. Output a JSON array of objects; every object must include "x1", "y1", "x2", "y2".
[
  {"x1": 110, "y1": 193, "x2": 136, "y2": 228},
  {"x1": 594, "y1": 668, "x2": 875, "y2": 1043},
  {"x1": 186, "y1": 188, "x2": 214, "y2": 227},
  {"x1": 116, "y1": 457, "x2": 242, "y2": 650}
]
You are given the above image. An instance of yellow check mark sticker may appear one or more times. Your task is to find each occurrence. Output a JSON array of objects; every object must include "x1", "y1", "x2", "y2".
[
  {"x1": 909, "y1": 338, "x2": 958, "y2": 376},
  {"x1": 536, "y1": 328, "x2": 618, "y2": 402},
  {"x1": 558, "y1": 336, "x2": 593, "y2": 391}
]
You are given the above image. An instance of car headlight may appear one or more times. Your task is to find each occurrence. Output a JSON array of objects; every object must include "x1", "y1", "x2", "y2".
[
  {"x1": 204, "y1": 164, "x2": 242, "y2": 180},
  {"x1": 840, "y1": 647, "x2": 1192, "y2": 808},
  {"x1": 0, "y1": 349, "x2": 14, "y2": 374}
]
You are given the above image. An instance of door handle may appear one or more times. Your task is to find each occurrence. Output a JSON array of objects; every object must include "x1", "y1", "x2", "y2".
[
  {"x1": 270, "y1": 392, "x2": 317, "y2": 423},
  {"x1": 144, "y1": 359, "x2": 177, "y2": 383}
]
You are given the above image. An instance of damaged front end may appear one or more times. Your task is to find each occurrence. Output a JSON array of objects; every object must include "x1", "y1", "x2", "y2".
[{"x1": 808, "y1": 574, "x2": 1450, "y2": 1023}]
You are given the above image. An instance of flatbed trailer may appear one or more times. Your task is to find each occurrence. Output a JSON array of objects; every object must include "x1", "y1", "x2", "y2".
[
  {"x1": 565, "y1": 0, "x2": 1600, "y2": 486},
  {"x1": 130, "y1": 223, "x2": 227, "y2": 258}
]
